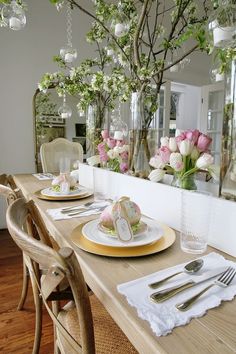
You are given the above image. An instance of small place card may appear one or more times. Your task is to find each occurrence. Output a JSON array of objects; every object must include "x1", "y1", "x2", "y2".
[{"x1": 112, "y1": 197, "x2": 134, "y2": 243}]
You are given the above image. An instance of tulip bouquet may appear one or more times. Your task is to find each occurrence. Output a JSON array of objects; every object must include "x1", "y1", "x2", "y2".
[
  {"x1": 94, "y1": 130, "x2": 129, "y2": 174},
  {"x1": 148, "y1": 129, "x2": 219, "y2": 190}
]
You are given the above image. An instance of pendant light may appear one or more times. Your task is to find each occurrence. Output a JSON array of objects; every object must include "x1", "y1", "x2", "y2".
[
  {"x1": 58, "y1": 93, "x2": 72, "y2": 119},
  {"x1": 60, "y1": 2, "x2": 77, "y2": 64},
  {"x1": 1, "y1": 1, "x2": 26, "y2": 30}
]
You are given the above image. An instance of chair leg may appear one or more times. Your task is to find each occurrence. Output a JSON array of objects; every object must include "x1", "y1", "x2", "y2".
[
  {"x1": 52, "y1": 301, "x2": 60, "y2": 354},
  {"x1": 31, "y1": 276, "x2": 42, "y2": 354},
  {"x1": 17, "y1": 257, "x2": 29, "y2": 310}
]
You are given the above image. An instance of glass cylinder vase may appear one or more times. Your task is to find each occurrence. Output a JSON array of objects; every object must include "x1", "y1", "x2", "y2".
[
  {"x1": 171, "y1": 173, "x2": 197, "y2": 191},
  {"x1": 220, "y1": 60, "x2": 236, "y2": 200},
  {"x1": 86, "y1": 104, "x2": 109, "y2": 158},
  {"x1": 129, "y1": 92, "x2": 157, "y2": 178}
]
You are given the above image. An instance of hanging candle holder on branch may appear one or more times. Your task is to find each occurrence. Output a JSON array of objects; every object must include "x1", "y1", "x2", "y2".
[
  {"x1": 58, "y1": 93, "x2": 72, "y2": 119},
  {"x1": 60, "y1": 1, "x2": 77, "y2": 64},
  {"x1": 109, "y1": 103, "x2": 128, "y2": 142},
  {"x1": 1, "y1": 1, "x2": 26, "y2": 30},
  {"x1": 208, "y1": 0, "x2": 236, "y2": 48}
]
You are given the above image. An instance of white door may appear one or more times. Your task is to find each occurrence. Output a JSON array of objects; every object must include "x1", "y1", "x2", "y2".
[{"x1": 200, "y1": 82, "x2": 225, "y2": 165}]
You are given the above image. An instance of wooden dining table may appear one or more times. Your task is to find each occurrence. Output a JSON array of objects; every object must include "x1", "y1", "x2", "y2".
[{"x1": 14, "y1": 174, "x2": 236, "y2": 354}]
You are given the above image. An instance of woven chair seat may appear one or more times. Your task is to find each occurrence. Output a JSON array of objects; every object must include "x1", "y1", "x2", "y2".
[{"x1": 57, "y1": 295, "x2": 138, "y2": 354}]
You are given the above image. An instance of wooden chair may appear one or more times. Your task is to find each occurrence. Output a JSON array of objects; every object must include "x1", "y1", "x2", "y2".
[
  {"x1": 0, "y1": 175, "x2": 58, "y2": 353},
  {"x1": 40, "y1": 138, "x2": 83, "y2": 173},
  {"x1": 6, "y1": 198, "x2": 137, "y2": 354},
  {"x1": 0, "y1": 174, "x2": 27, "y2": 308}
]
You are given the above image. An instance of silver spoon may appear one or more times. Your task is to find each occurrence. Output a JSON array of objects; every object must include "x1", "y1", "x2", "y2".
[{"x1": 148, "y1": 259, "x2": 204, "y2": 289}]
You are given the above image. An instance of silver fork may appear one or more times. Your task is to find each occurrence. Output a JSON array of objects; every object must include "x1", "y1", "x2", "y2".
[
  {"x1": 65, "y1": 205, "x2": 107, "y2": 216},
  {"x1": 61, "y1": 201, "x2": 94, "y2": 212},
  {"x1": 176, "y1": 267, "x2": 236, "y2": 311}
]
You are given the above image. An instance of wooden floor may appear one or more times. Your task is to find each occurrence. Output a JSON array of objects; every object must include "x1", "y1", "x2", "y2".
[{"x1": 0, "y1": 229, "x2": 54, "y2": 354}]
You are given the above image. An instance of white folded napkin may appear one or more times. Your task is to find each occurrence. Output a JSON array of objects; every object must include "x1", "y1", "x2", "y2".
[
  {"x1": 117, "y1": 252, "x2": 236, "y2": 337},
  {"x1": 47, "y1": 201, "x2": 110, "y2": 221},
  {"x1": 33, "y1": 173, "x2": 54, "y2": 180}
]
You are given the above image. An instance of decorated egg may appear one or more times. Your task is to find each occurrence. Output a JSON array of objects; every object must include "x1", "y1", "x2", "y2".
[{"x1": 100, "y1": 198, "x2": 141, "y2": 229}]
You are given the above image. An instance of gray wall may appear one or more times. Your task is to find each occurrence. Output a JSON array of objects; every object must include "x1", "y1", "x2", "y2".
[{"x1": 0, "y1": 0, "x2": 92, "y2": 227}]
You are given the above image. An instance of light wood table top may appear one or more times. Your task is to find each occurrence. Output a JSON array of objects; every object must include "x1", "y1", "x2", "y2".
[{"x1": 14, "y1": 174, "x2": 236, "y2": 354}]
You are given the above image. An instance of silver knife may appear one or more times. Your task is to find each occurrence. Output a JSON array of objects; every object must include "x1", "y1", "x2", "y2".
[{"x1": 150, "y1": 266, "x2": 228, "y2": 303}]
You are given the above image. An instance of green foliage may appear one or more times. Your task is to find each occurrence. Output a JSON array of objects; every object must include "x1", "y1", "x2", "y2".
[{"x1": 45, "y1": 0, "x2": 233, "y2": 128}]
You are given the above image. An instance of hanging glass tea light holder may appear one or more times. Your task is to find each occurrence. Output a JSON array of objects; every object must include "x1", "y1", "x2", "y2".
[
  {"x1": 110, "y1": 3, "x2": 129, "y2": 38},
  {"x1": 109, "y1": 103, "x2": 128, "y2": 141},
  {"x1": 208, "y1": 0, "x2": 236, "y2": 48},
  {"x1": 60, "y1": 2, "x2": 77, "y2": 64},
  {"x1": 1, "y1": 1, "x2": 26, "y2": 30},
  {"x1": 58, "y1": 93, "x2": 72, "y2": 119}
]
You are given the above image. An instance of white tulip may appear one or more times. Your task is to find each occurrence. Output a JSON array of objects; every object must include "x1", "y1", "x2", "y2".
[
  {"x1": 107, "y1": 149, "x2": 118, "y2": 159},
  {"x1": 149, "y1": 156, "x2": 165, "y2": 169},
  {"x1": 123, "y1": 145, "x2": 130, "y2": 152},
  {"x1": 196, "y1": 153, "x2": 214, "y2": 169},
  {"x1": 169, "y1": 153, "x2": 184, "y2": 172},
  {"x1": 148, "y1": 169, "x2": 165, "y2": 183},
  {"x1": 160, "y1": 136, "x2": 169, "y2": 147},
  {"x1": 113, "y1": 146, "x2": 122, "y2": 154},
  {"x1": 175, "y1": 129, "x2": 184, "y2": 137},
  {"x1": 87, "y1": 155, "x2": 101, "y2": 166},
  {"x1": 169, "y1": 137, "x2": 177, "y2": 152},
  {"x1": 208, "y1": 164, "x2": 220, "y2": 181},
  {"x1": 179, "y1": 140, "x2": 194, "y2": 156}
]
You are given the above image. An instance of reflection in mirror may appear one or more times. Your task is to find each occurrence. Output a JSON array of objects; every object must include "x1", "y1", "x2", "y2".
[{"x1": 33, "y1": 88, "x2": 86, "y2": 172}]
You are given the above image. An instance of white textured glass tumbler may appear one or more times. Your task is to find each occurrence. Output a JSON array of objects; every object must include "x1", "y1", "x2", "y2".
[{"x1": 180, "y1": 191, "x2": 212, "y2": 254}]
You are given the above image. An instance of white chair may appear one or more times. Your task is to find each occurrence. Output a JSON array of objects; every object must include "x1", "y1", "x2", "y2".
[{"x1": 40, "y1": 138, "x2": 83, "y2": 173}]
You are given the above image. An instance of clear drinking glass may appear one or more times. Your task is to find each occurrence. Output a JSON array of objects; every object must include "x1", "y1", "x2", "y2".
[
  {"x1": 180, "y1": 190, "x2": 212, "y2": 254},
  {"x1": 59, "y1": 157, "x2": 70, "y2": 174},
  {"x1": 93, "y1": 167, "x2": 108, "y2": 201}
]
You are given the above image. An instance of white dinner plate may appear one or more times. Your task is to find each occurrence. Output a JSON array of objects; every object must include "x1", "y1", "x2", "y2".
[
  {"x1": 82, "y1": 216, "x2": 163, "y2": 248},
  {"x1": 41, "y1": 186, "x2": 87, "y2": 197}
]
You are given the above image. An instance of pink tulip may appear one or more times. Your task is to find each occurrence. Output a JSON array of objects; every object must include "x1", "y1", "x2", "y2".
[
  {"x1": 120, "y1": 162, "x2": 129, "y2": 173},
  {"x1": 100, "y1": 151, "x2": 109, "y2": 163},
  {"x1": 159, "y1": 146, "x2": 171, "y2": 163},
  {"x1": 176, "y1": 133, "x2": 186, "y2": 148},
  {"x1": 120, "y1": 151, "x2": 129, "y2": 160},
  {"x1": 101, "y1": 130, "x2": 109, "y2": 139},
  {"x1": 185, "y1": 129, "x2": 200, "y2": 145},
  {"x1": 197, "y1": 134, "x2": 212, "y2": 152},
  {"x1": 106, "y1": 138, "x2": 116, "y2": 149},
  {"x1": 149, "y1": 155, "x2": 165, "y2": 169},
  {"x1": 97, "y1": 142, "x2": 106, "y2": 153}
]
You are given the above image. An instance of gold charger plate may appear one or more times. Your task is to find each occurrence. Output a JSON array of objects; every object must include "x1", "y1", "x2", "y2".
[
  {"x1": 35, "y1": 189, "x2": 93, "y2": 201},
  {"x1": 70, "y1": 222, "x2": 176, "y2": 257}
]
